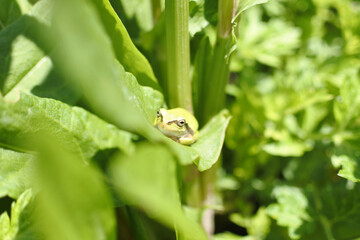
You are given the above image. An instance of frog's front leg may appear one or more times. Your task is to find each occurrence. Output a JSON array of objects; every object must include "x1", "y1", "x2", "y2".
[{"x1": 179, "y1": 133, "x2": 197, "y2": 145}]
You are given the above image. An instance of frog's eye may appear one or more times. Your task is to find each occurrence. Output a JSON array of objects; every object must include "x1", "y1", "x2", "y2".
[
  {"x1": 157, "y1": 110, "x2": 160, "y2": 117},
  {"x1": 177, "y1": 119, "x2": 186, "y2": 127}
]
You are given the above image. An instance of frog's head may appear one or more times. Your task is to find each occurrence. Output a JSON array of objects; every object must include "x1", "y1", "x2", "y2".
[{"x1": 154, "y1": 108, "x2": 198, "y2": 139}]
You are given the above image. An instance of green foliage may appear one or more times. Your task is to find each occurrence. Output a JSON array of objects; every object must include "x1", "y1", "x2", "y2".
[
  {"x1": 37, "y1": 143, "x2": 116, "y2": 240},
  {"x1": 0, "y1": 93, "x2": 135, "y2": 159},
  {"x1": 1, "y1": 0, "x2": 360, "y2": 239},
  {"x1": 110, "y1": 144, "x2": 207, "y2": 240},
  {"x1": 0, "y1": 189, "x2": 37, "y2": 240},
  {"x1": 0, "y1": 148, "x2": 35, "y2": 199}
]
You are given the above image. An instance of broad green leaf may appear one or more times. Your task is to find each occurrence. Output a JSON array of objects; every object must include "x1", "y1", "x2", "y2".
[
  {"x1": 0, "y1": 0, "x2": 33, "y2": 30},
  {"x1": 262, "y1": 141, "x2": 313, "y2": 157},
  {"x1": 37, "y1": 143, "x2": 116, "y2": 240},
  {"x1": 193, "y1": 109, "x2": 231, "y2": 171},
  {"x1": 0, "y1": 148, "x2": 35, "y2": 199},
  {"x1": 0, "y1": 93, "x2": 135, "y2": 160},
  {"x1": 110, "y1": 144, "x2": 208, "y2": 240},
  {"x1": 0, "y1": 0, "x2": 52, "y2": 96},
  {"x1": 30, "y1": 67, "x2": 82, "y2": 106},
  {"x1": 92, "y1": 0, "x2": 159, "y2": 90},
  {"x1": 118, "y1": 0, "x2": 154, "y2": 32},
  {"x1": 51, "y1": 0, "x2": 148, "y2": 132},
  {"x1": 267, "y1": 186, "x2": 311, "y2": 239},
  {"x1": 0, "y1": 189, "x2": 38, "y2": 240},
  {"x1": 4, "y1": 57, "x2": 53, "y2": 102},
  {"x1": 48, "y1": 0, "x2": 200, "y2": 165}
]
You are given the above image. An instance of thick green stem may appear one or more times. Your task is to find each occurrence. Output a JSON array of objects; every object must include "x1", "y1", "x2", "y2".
[
  {"x1": 165, "y1": 0, "x2": 193, "y2": 112},
  {"x1": 201, "y1": 37, "x2": 231, "y2": 124},
  {"x1": 200, "y1": 0, "x2": 235, "y2": 236}
]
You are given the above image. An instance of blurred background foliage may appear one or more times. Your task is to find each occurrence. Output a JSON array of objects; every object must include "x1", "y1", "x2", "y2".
[{"x1": 1, "y1": 0, "x2": 360, "y2": 239}]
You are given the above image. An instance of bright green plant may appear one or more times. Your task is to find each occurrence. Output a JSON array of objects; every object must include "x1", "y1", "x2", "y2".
[{"x1": 1, "y1": 0, "x2": 360, "y2": 239}]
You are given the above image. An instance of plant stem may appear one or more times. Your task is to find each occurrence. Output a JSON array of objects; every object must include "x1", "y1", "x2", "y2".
[
  {"x1": 218, "y1": 0, "x2": 234, "y2": 38},
  {"x1": 151, "y1": 0, "x2": 162, "y2": 24},
  {"x1": 165, "y1": 0, "x2": 193, "y2": 112},
  {"x1": 199, "y1": 0, "x2": 235, "y2": 236}
]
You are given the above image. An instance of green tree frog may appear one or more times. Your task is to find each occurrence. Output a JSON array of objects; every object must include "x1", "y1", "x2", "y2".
[{"x1": 154, "y1": 108, "x2": 199, "y2": 145}]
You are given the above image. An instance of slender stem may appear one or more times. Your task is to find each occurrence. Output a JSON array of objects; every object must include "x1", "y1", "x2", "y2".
[
  {"x1": 165, "y1": 0, "x2": 193, "y2": 112},
  {"x1": 218, "y1": 0, "x2": 234, "y2": 38}
]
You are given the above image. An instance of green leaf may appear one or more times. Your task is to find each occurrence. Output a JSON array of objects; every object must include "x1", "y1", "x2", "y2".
[
  {"x1": 262, "y1": 141, "x2": 313, "y2": 157},
  {"x1": 236, "y1": 0, "x2": 271, "y2": 17},
  {"x1": 118, "y1": 0, "x2": 154, "y2": 32},
  {"x1": 267, "y1": 186, "x2": 311, "y2": 239},
  {"x1": 92, "y1": 0, "x2": 159, "y2": 90},
  {"x1": 50, "y1": 0, "x2": 150, "y2": 133},
  {"x1": 37, "y1": 143, "x2": 116, "y2": 240},
  {"x1": 214, "y1": 232, "x2": 243, "y2": 240},
  {"x1": 189, "y1": 0, "x2": 209, "y2": 36},
  {"x1": 0, "y1": 93, "x2": 135, "y2": 159},
  {"x1": 204, "y1": 0, "x2": 218, "y2": 26},
  {"x1": 334, "y1": 77, "x2": 360, "y2": 128},
  {"x1": 0, "y1": 148, "x2": 35, "y2": 199},
  {"x1": 193, "y1": 109, "x2": 231, "y2": 171},
  {"x1": 230, "y1": 207, "x2": 270, "y2": 239},
  {"x1": 0, "y1": 189, "x2": 38, "y2": 240},
  {"x1": 234, "y1": 7, "x2": 300, "y2": 68},
  {"x1": 110, "y1": 144, "x2": 208, "y2": 240},
  {"x1": 0, "y1": 0, "x2": 33, "y2": 30},
  {"x1": 47, "y1": 0, "x2": 201, "y2": 166},
  {"x1": 312, "y1": 182, "x2": 360, "y2": 240},
  {"x1": 0, "y1": 0, "x2": 52, "y2": 96},
  {"x1": 332, "y1": 155, "x2": 360, "y2": 182}
]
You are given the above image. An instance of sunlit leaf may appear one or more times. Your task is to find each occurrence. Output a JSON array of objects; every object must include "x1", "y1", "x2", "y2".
[
  {"x1": 237, "y1": 0, "x2": 271, "y2": 15},
  {"x1": 262, "y1": 141, "x2": 313, "y2": 157},
  {"x1": 0, "y1": 189, "x2": 38, "y2": 240},
  {"x1": 193, "y1": 109, "x2": 231, "y2": 171},
  {"x1": 267, "y1": 186, "x2": 311, "y2": 239},
  {"x1": 92, "y1": 0, "x2": 159, "y2": 90},
  {"x1": 0, "y1": 148, "x2": 35, "y2": 199},
  {"x1": 0, "y1": 93, "x2": 135, "y2": 159},
  {"x1": 0, "y1": 0, "x2": 52, "y2": 96},
  {"x1": 332, "y1": 155, "x2": 360, "y2": 182},
  {"x1": 110, "y1": 144, "x2": 208, "y2": 240},
  {"x1": 37, "y1": 143, "x2": 116, "y2": 240},
  {"x1": 0, "y1": 0, "x2": 34, "y2": 30},
  {"x1": 118, "y1": 0, "x2": 154, "y2": 32},
  {"x1": 230, "y1": 207, "x2": 270, "y2": 239}
]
